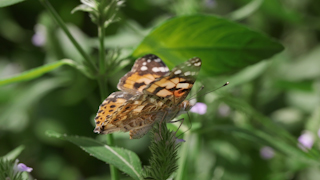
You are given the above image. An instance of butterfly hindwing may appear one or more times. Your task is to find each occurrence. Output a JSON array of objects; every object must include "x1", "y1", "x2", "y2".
[
  {"x1": 117, "y1": 54, "x2": 169, "y2": 94},
  {"x1": 129, "y1": 125, "x2": 153, "y2": 139},
  {"x1": 143, "y1": 57, "x2": 201, "y2": 104},
  {"x1": 94, "y1": 91, "x2": 133, "y2": 134},
  {"x1": 107, "y1": 94, "x2": 163, "y2": 126}
]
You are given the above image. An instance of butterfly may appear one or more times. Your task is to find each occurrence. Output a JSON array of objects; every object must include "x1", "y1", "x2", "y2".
[{"x1": 94, "y1": 54, "x2": 202, "y2": 139}]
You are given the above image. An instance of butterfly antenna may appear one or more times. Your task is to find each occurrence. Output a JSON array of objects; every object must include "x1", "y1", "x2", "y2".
[
  {"x1": 189, "y1": 85, "x2": 205, "y2": 99},
  {"x1": 189, "y1": 82, "x2": 229, "y2": 100}
]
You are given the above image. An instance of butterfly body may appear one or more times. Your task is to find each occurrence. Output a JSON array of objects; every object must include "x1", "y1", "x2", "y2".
[{"x1": 94, "y1": 54, "x2": 201, "y2": 139}]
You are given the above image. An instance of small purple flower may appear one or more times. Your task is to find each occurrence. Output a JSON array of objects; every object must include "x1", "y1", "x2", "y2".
[
  {"x1": 190, "y1": 102, "x2": 207, "y2": 115},
  {"x1": 13, "y1": 159, "x2": 33, "y2": 174},
  {"x1": 204, "y1": 0, "x2": 216, "y2": 8},
  {"x1": 176, "y1": 138, "x2": 185, "y2": 143},
  {"x1": 174, "y1": 138, "x2": 185, "y2": 146},
  {"x1": 298, "y1": 131, "x2": 314, "y2": 150},
  {"x1": 32, "y1": 24, "x2": 46, "y2": 47},
  {"x1": 260, "y1": 146, "x2": 275, "y2": 160},
  {"x1": 16, "y1": 163, "x2": 33, "y2": 172}
]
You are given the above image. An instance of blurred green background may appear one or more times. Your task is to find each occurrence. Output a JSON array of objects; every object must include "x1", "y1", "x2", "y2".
[{"x1": 1, "y1": 0, "x2": 320, "y2": 180}]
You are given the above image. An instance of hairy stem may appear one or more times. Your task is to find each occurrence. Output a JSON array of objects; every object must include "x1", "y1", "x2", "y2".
[
  {"x1": 40, "y1": 0, "x2": 98, "y2": 73},
  {"x1": 98, "y1": 25, "x2": 106, "y2": 74}
]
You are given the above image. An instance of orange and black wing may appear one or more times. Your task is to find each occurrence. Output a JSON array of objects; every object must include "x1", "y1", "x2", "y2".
[
  {"x1": 117, "y1": 54, "x2": 169, "y2": 94},
  {"x1": 94, "y1": 91, "x2": 133, "y2": 134},
  {"x1": 143, "y1": 57, "x2": 202, "y2": 105}
]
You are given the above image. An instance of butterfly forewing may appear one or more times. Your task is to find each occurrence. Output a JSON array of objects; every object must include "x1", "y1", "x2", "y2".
[
  {"x1": 117, "y1": 54, "x2": 169, "y2": 94},
  {"x1": 143, "y1": 57, "x2": 201, "y2": 104}
]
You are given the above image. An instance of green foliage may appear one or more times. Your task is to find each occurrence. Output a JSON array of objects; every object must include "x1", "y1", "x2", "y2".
[
  {"x1": 143, "y1": 122, "x2": 181, "y2": 180},
  {"x1": 46, "y1": 131, "x2": 143, "y2": 180},
  {"x1": 0, "y1": 159, "x2": 24, "y2": 180},
  {"x1": 132, "y1": 15, "x2": 284, "y2": 75}
]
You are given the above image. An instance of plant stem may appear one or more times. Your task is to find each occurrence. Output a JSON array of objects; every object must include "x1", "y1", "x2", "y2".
[
  {"x1": 176, "y1": 132, "x2": 190, "y2": 180},
  {"x1": 98, "y1": 25, "x2": 106, "y2": 74},
  {"x1": 97, "y1": 31, "x2": 119, "y2": 180},
  {"x1": 39, "y1": 0, "x2": 98, "y2": 73},
  {"x1": 107, "y1": 134, "x2": 119, "y2": 180}
]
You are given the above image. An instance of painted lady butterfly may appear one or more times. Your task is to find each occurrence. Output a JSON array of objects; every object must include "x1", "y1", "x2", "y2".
[{"x1": 94, "y1": 54, "x2": 201, "y2": 139}]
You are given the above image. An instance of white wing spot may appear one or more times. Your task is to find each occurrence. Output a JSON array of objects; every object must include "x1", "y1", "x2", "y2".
[
  {"x1": 152, "y1": 67, "x2": 160, "y2": 72},
  {"x1": 194, "y1": 62, "x2": 201, "y2": 66},
  {"x1": 141, "y1": 66, "x2": 148, "y2": 71},
  {"x1": 142, "y1": 62, "x2": 147, "y2": 65},
  {"x1": 184, "y1": 71, "x2": 191, "y2": 76},
  {"x1": 191, "y1": 72, "x2": 196, "y2": 75},
  {"x1": 174, "y1": 70, "x2": 182, "y2": 74},
  {"x1": 177, "y1": 83, "x2": 189, "y2": 89},
  {"x1": 158, "y1": 67, "x2": 168, "y2": 72},
  {"x1": 155, "y1": 58, "x2": 161, "y2": 62},
  {"x1": 147, "y1": 59, "x2": 151, "y2": 62}
]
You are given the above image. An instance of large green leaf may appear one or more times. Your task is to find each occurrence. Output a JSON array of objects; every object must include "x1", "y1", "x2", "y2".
[
  {"x1": 0, "y1": 59, "x2": 74, "y2": 86},
  {"x1": 0, "y1": 0, "x2": 25, "y2": 7},
  {"x1": 132, "y1": 15, "x2": 284, "y2": 75},
  {"x1": 47, "y1": 131, "x2": 143, "y2": 180}
]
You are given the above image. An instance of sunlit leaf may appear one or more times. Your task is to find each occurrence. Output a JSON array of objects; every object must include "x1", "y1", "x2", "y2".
[
  {"x1": 47, "y1": 131, "x2": 143, "y2": 180},
  {"x1": 1, "y1": 145, "x2": 25, "y2": 160},
  {"x1": 0, "y1": 0, "x2": 25, "y2": 8},
  {"x1": 132, "y1": 15, "x2": 284, "y2": 76}
]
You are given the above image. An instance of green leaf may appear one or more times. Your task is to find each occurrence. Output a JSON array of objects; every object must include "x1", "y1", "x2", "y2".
[
  {"x1": 132, "y1": 15, "x2": 284, "y2": 75},
  {"x1": 46, "y1": 131, "x2": 143, "y2": 180},
  {"x1": 0, "y1": 0, "x2": 25, "y2": 8},
  {"x1": 0, "y1": 59, "x2": 75, "y2": 86},
  {"x1": 1, "y1": 145, "x2": 25, "y2": 160}
]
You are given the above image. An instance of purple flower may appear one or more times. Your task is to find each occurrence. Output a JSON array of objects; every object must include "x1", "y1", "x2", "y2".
[
  {"x1": 32, "y1": 24, "x2": 46, "y2": 47},
  {"x1": 13, "y1": 159, "x2": 33, "y2": 174},
  {"x1": 176, "y1": 138, "x2": 185, "y2": 143},
  {"x1": 298, "y1": 131, "x2": 314, "y2": 150},
  {"x1": 190, "y1": 102, "x2": 207, "y2": 115},
  {"x1": 174, "y1": 138, "x2": 185, "y2": 146},
  {"x1": 16, "y1": 163, "x2": 33, "y2": 172},
  {"x1": 260, "y1": 146, "x2": 275, "y2": 160},
  {"x1": 204, "y1": 0, "x2": 216, "y2": 8}
]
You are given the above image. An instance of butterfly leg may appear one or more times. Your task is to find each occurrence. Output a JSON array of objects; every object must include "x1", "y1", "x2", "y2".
[
  {"x1": 158, "y1": 111, "x2": 168, "y2": 140},
  {"x1": 169, "y1": 118, "x2": 184, "y2": 136}
]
